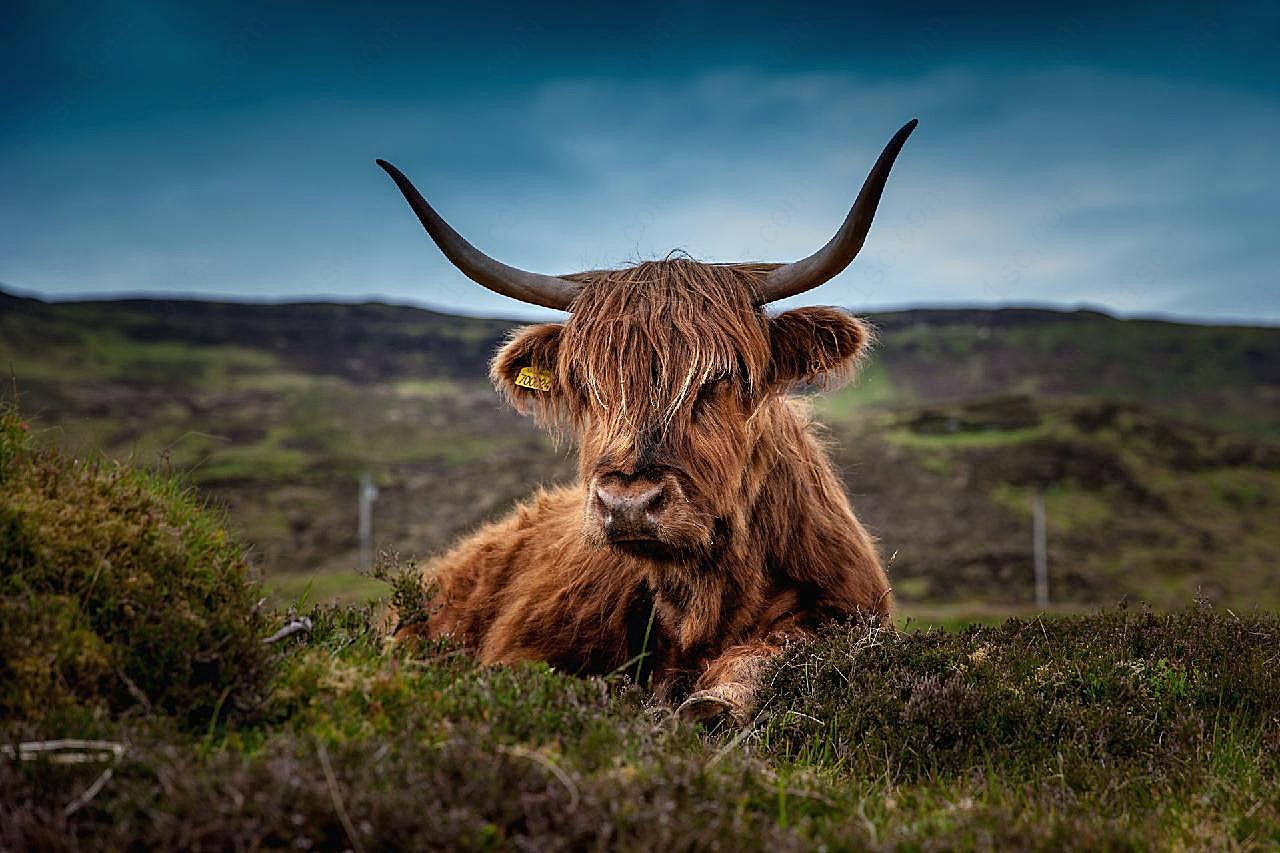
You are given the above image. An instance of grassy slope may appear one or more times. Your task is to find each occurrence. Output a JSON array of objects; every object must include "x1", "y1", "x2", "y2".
[
  {"x1": 9, "y1": 294, "x2": 1278, "y2": 435},
  {"x1": 0, "y1": 403, "x2": 271, "y2": 731},
  {"x1": 838, "y1": 396, "x2": 1280, "y2": 610},
  {"x1": 6, "y1": 596, "x2": 1280, "y2": 849},
  {"x1": 3, "y1": 325, "x2": 1280, "y2": 850},
  {"x1": 823, "y1": 308, "x2": 1280, "y2": 436},
  {"x1": 3, "y1": 291, "x2": 1278, "y2": 616}
]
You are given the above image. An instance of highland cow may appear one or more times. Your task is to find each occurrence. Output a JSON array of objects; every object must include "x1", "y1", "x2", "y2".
[{"x1": 377, "y1": 119, "x2": 916, "y2": 722}]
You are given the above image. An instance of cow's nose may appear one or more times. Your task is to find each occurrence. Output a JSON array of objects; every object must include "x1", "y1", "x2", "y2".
[{"x1": 594, "y1": 478, "x2": 668, "y2": 540}]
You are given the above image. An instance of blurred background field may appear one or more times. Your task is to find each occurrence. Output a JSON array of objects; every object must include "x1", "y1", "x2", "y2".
[{"x1": 3, "y1": 287, "x2": 1278, "y2": 624}]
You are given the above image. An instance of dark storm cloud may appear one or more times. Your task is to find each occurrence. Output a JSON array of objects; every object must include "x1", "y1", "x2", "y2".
[{"x1": 1, "y1": 1, "x2": 1277, "y2": 321}]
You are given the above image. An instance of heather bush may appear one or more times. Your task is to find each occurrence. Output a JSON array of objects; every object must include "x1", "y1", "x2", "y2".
[{"x1": 0, "y1": 402, "x2": 270, "y2": 731}]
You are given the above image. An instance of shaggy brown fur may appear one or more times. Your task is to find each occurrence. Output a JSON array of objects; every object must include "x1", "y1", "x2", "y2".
[{"x1": 399, "y1": 258, "x2": 891, "y2": 722}]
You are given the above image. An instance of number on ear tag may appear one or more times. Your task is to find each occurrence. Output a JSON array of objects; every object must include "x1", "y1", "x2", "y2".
[{"x1": 515, "y1": 366, "x2": 555, "y2": 392}]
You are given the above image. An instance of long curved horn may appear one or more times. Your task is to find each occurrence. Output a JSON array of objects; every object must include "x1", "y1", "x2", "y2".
[
  {"x1": 377, "y1": 159, "x2": 582, "y2": 311},
  {"x1": 755, "y1": 119, "x2": 918, "y2": 304}
]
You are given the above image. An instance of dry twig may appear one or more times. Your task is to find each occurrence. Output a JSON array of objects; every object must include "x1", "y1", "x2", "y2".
[
  {"x1": 263, "y1": 616, "x2": 313, "y2": 644},
  {"x1": 317, "y1": 741, "x2": 365, "y2": 853},
  {"x1": 500, "y1": 744, "x2": 580, "y2": 810},
  {"x1": 0, "y1": 739, "x2": 127, "y2": 817}
]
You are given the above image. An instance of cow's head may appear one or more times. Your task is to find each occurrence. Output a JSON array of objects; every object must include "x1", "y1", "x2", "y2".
[{"x1": 378, "y1": 120, "x2": 915, "y2": 563}]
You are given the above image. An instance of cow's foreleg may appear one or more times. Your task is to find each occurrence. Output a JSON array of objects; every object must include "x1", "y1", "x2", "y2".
[{"x1": 677, "y1": 636, "x2": 791, "y2": 725}]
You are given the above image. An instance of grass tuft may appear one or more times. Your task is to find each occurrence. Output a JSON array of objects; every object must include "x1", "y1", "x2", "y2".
[{"x1": 0, "y1": 399, "x2": 271, "y2": 732}]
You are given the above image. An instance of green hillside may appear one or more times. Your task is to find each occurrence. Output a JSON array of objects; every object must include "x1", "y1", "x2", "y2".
[
  {"x1": 8, "y1": 292, "x2": 1278, "y2": 433},
  {"x1": 2, "y1": 290, "x2": 1277, "y2": 616},
  {"x1": 822, "y1": 307, "x2": 1280, "y2": 436},
  {"x1": 5, "y1": 407, "x2": 1276, "y2": 848}
]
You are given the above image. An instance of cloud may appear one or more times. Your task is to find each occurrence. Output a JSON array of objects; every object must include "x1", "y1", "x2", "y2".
[
  {"x1": 1, "y1": 63, "x2": 1277, "y2": 322},
  {"x1": 406, "y1": 66, "x2": 1280, "y2": 321}
]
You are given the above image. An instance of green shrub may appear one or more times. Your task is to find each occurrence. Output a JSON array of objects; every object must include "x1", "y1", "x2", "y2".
[
  {"x1": 759, "y1": 605, "x2": 1280, "y2": 785},
  {"x1": 4, "y1": 590, "x2": 1279, "y2": 849},
  {"x1": 0, "y1": 403, "x2": 270, "y2": 730}
]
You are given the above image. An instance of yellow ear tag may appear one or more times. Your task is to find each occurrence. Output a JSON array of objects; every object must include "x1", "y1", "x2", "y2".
[{"x1": 515, "y1": 366, "x2": 555, "y2": 392}]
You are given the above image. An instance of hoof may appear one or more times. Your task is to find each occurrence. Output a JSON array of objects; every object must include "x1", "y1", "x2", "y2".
[{"x1": 677, "y1": 690, "x2": 737, "y2": 725}]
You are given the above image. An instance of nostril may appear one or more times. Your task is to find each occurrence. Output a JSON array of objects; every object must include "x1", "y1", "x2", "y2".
[
  {"x1": 643, "y1": 486, "x2": 667, "y2": 517},
  {"x1": 594, "y1": 485, "x2": 621, "y2": 513}
]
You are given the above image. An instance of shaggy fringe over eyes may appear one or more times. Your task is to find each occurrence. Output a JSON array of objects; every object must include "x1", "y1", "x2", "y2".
[
  {"x1": 559, "y1": 259, "x2": 775, "y2": 431},
  {"x1": 491, "y1": 258, "x2": 874, "y2": 436}
]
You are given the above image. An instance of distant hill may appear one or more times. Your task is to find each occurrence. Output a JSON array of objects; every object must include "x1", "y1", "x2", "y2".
[
  {"x1": 0, "y1": 290, "x2": 513, "y2": 385},
  {"x1": 5, "y1": 291, "x2": 1277, "y2": 434},
  {"x1": 825, "y1": 307, "x2": 1280, "y2": 436},
  {"x1": 3, "y1": 289, "x2": 1277, "y2": 614}
]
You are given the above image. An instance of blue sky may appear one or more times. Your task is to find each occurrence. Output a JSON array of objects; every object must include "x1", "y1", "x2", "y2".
[{"x1": 2, "y1": 1, "x2": 1277, "y2": 321}]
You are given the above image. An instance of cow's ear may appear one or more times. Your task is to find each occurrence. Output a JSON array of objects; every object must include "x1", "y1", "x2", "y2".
[
  {"x1": 491, "y1": 323, "x2": 565, "y2": 420},
  {"x1": 767, "y1": 307, "x2": 872, "y2": 388}
]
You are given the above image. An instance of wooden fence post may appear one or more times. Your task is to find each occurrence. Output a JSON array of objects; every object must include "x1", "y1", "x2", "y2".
[
  {"x1": 358, "y1": 472, "x2": 378, "y2": 571},
  {"x1": 1032, "y1": 489, "x2": 1048, "y2": 610}
]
